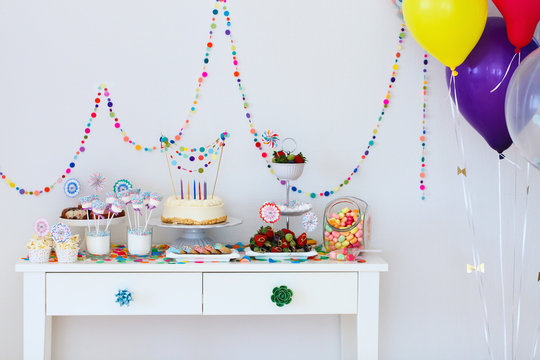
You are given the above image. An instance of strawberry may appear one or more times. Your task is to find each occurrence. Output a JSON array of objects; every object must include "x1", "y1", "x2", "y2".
[
  {"x1": 296, "y1": 233, "x2": 307, "y2": 247},
  {"x1": 280, "y1": 240, "x2": 290, "y2": 248},
  {"x1": 270, "y1": 246, "x2": 282, "y2": 252},
  {"x1": 294, "y1": 155, "x2": 304, "y2": 163},
  {"x1": 254, "y1": 234, "x2": 267, "y2": 247},
  {"x1": 281, "y1": 228, "x2": 295, "y2": 237},
  {"x1": 265, "y1": 229, "x2": 274, "y2": 238}
]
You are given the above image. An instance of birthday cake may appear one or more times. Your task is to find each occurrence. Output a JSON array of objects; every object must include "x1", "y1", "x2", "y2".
[{"x1": 161, "y1": 196, "x2": 227, "y2": 225}]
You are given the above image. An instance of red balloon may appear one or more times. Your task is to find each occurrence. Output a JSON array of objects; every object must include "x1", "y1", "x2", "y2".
[{"x1": 493, "y1": 0, "x2": 540, "y2": 51}]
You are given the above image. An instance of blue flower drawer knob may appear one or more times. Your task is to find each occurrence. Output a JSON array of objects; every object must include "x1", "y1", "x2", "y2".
[{"x1": 115, "y1": 289, "x2": 133, "y2": 307}]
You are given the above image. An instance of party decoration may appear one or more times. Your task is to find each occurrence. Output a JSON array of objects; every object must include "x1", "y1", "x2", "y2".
[
  {"x1": 259, "y1": 202, "x2": 281, "y2": 224},
  {"x1": 505, "y1": 47, "x2": 540, "y2": 170},
  {"x1": 419, "y1": 53, "x2": 428, "y2": 200},
  {"x1": 89, "y1": 173, "x2": 106, "y2": 191},
  {"x1": 403, "y1": 0, "x2": 487, "y2": 71},
  {"x1": 492, "y1": 0, "x2": 540, "y2": 51},
  {"x1": 445, "y1": 17, "x2": 538, "y2": 154},
  {"x1": 391, "y1": 0, "x2": 403, "y2": 20},
  {"x1": 50, "y1": 223, "x2": 71, "y2": 243},
  {"x1": 262, "y1": 131, "x2": 279, "y2": 148},
  {"x1": 113, "y1": 179, "x2": 132, "y2": 194},
  {"x1": 0, "y1": 1, "x2": 420, "y2": 201},
  {"x1": 33, "y1": 218, "x2": 50, "y2": 237},
  {"x1": 63, "y1": 178, "x2": 81, "y2": 198},
  {"x1": 467, "y1": 263, "x2": 485, "y2": 273},
  {"x1": 302, "y1": 212, "x2": 318, "y2": 232}
]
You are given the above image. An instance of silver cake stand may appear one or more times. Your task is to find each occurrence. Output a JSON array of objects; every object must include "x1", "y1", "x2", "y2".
[{"x1": 148, "y1": 217, "x2": 242, "y2": 250}]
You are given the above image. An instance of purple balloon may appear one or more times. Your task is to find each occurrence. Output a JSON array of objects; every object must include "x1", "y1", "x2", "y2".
[{"x1": 446, "y1": 17, "x2": 539, "y2": 154}]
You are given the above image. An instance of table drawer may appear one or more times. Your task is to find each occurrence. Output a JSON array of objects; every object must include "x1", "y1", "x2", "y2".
[
  {"x1": 46, "y1": 273, "x2": 202, "y2": 315},
  {"x1": 203, "y1": 272, "x2": 357, "y2": 315}
]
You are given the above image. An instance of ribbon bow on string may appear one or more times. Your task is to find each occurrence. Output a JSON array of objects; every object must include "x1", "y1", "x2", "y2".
[
  {"x1": 457, "y1": 166, "x2": 467, "y2": 177},
  {"x1": 466, "y1": 263, "x2": 485, "y2": 273}
]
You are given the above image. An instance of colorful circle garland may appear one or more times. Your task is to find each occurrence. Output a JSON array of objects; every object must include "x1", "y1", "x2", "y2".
[
  {"x1": 33, "y1": 218, "x2": 50, "y2": 237},
  {"x1": 50, "y1": 222, "x2": 71, "y2": 243},
  {"x1": 63, "y1": 178, "x2": 81, "y2": 198},
  {"x1": 419, "y1": 53, "x2": 429, "y2": 200},
  {"x1": 0, "y1": 0, "x2": 420, "y2": 201}
]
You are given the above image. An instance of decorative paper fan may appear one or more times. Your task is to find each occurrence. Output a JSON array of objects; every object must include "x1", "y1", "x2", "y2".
[
  {"x1": 33, "y1": 218, "x2": 50, "y2": 237},
  {"x1": 63, "y1": 178, "x2": 81, "y2": 198},
  {"x1": 50, "y1": 223, "x2": 71, "y2": 243},
  {"x1": 302, "y1": 211, "x2": 318, "y2": 232},
  {"x1": 259, "y1": 202, "x2": 281, "y2": 224},
  {"x1": 113, "y1": 179, "x2": 133, "y2": 194},
  {"x1": 89, "y1": 173, "x2": 106, "y2": 191}
]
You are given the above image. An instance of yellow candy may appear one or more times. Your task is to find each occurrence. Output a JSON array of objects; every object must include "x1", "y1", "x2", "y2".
[
  {"x1": 350, "y1": 227, "x2": 358, "y2": 234},
  {"x1": 342, "y1": 207, "x2": 350, "y2": 213},
  {"x1": 339, "y1": 213, "x2": 345, "y2": 219},
  {"x1": 335, "y1": 242, "x2": 342, "y2": 249},
  {"x1": 342, "y1": 240, "x2": 350, "y2": 247}
]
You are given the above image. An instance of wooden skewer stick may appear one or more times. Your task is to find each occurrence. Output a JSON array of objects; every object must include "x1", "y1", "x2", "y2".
[
  {"x1": 212, "y1": 142, "x2": 225, "y2": 199},
  {"x1": 162, "y1": 134, "x2": 178, "y2": 199}
]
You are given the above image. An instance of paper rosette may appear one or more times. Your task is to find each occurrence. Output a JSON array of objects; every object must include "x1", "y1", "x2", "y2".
[
  {"x1": 50, "y1": 223, "x2": 71, "y2": 243},
  {"x1": 63, "y1": 178, "x2": 81, "y2": 197},
  {"x1": 302, "y1": 211, "x2": 318, "y2": 232},
  {"x1": 113, "y1": 179, "x2": 133, "y2": 194},
  {"x1": 259, "y1": 202, "x2": 281, "y2": 224},
  {"x1": 33, "y1": 218, "x2": 50, "y2": 237}
]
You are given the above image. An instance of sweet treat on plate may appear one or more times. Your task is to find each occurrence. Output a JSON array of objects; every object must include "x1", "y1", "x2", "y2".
[
  {"x1": 161, "y1": 196, "x2": 227, "y2": 225},
  {"x1": 182, "y1": 245, "x2": 198, "y2": 254},
  {"x1": 194, "y1": 245, "x2": 211, "y2": 255},
  {"x1": 214, "y1": 243, "x2": 232, "y2": 254},
  {"x1": 60, "y1": 205, "x2": 125, "y2": 220},
  {"x1": 249, "y1": 226, "x2": 312, "y2": 253},
  {"x1": 204, "y1": 244, "x2": 221, "y2": 254}
]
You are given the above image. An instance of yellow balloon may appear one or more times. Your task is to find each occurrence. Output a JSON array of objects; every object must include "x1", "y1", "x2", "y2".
[{"x1": 403, "y1": 0, "x2": 488, "y2": 70}]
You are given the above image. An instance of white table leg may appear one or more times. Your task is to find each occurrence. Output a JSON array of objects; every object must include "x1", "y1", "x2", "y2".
[
  {"x1": 357, "y1": 272, "x2": 380, "y2": 360},
  {"x1": 341, "y1": 314, "x2": 357, "y2": 360},
  {"x1": 24, "y1": 272, "x2": 51, "y2": 360}
]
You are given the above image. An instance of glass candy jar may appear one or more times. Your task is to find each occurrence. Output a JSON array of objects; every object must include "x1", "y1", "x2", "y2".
[{"x1": 323, "y1": 197, "x2": 370, "y2": 253}]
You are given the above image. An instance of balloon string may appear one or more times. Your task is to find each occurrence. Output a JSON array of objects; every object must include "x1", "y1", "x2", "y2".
[
  {"x1": 510, "y1": 159, "x2": 518, "y2": 359},
  {"x1": 514, "y1": 162, "x2": 530, "y2": 359},
  {"x1": 497, "y1": 158, "x2": 509, "y2": 360},
  {"x1": 449, "y1": 73, "x2": 494, "y2": 360},
  {"x1": 533, "y1": 322, "x2": 540, "y2": 359},
  {"x1": 490, "y1": 53, "x2": 518, "y2": 93},
  {"x1": 499, "y1": 154, "x2": 521, "y2": 169}
]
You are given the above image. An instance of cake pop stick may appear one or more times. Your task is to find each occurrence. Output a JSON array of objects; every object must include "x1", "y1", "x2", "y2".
[
  {"x1": 143, "y1": 193, "x2": 163, "y2": 232},
  {"x1": 117, "y1": 190, "x2": 133, "y2": 229},
  {"x1": 131, "y1": 194, "x2": 144, "y2": 229},
  {"x1": 91, "y1": 200, "x2": 106, "y2": 233},
  {"x1": 79, "y1": 196, "x2": 93, "y2": 232},
  {"x1": 105, "y1": 199, "x2": 125, "y2": 232}
]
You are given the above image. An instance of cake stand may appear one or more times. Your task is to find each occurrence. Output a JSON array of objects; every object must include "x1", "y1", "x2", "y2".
[{"x1": 148, "y1": 217, "x2": 242, "y2": 250}]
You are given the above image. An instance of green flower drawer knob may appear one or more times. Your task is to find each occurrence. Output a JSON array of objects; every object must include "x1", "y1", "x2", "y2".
[{"x1": 271, "y1": 285, "x2": 293, "y2": 307}]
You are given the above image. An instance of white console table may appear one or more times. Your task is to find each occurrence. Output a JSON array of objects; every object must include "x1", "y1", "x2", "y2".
[{"x1": 16, "y1": 254, "x2": 388, "y2": 360}]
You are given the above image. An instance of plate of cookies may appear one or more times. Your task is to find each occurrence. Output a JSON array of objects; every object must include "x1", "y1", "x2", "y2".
[{"x1": 165, "y1": 243, "x2": 240, "y2": 262}]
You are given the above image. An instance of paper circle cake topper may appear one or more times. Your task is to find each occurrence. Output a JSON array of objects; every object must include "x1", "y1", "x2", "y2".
[
  {"x1": 302, "y1": 211, "x2": 318, "y2": 232},
  {"x1": 63, "y1": 178, "x2": 81, "y2": 198},
  {"x1": 259, "y1": 202, "x2": 281, "y2": 224},
  {"x1": 50, "y1": 222, "x2": 71, "y2": 243},
  {"x1": 33, "y1": 218, "x2": 50, "y2": 237},
  {"x1": 89, "y1": 172, "x2": 106, "y2": 191},
  {"x1": 113, "y1": 179, "x2": 133, "y2": 194}
]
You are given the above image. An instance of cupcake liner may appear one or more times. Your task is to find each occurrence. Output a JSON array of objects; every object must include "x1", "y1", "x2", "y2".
[{"x1": 28, "y1": 248, "x2": 52, "y2": 263}]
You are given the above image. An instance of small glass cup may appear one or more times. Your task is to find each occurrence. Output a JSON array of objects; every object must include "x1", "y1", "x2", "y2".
[
  {"x1": 127, "y1": 228, "x2": 153, "y2": 256},
  {"x1": 86, "y1": 230, "x2": 111, "y2": 256}
]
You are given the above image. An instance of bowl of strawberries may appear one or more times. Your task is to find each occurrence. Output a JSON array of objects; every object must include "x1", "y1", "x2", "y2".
[
  {"x1": 271, "y1": 150, "x2": 306, "y2": 181},
  {"x1": 249, "y1": 226, "x2": 313, "y2": 254}
]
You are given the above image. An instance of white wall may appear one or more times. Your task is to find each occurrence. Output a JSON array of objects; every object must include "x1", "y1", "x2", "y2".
[{"x1": 1, "y1": 0, "x2": 538, "y2": 359}]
